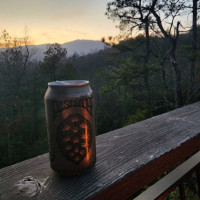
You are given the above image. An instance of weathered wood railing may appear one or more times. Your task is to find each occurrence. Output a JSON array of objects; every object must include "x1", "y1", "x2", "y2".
[
  {"x1": 134, "y1": 150, "x2": 200, "y2": 200},
  {"x1": 1, "y1": 102, "x2": 200, "y2": 200}
]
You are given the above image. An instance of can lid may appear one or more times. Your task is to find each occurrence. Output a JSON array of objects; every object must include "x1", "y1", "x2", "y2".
[{"x1": 48, "y1": 80, "x2": 89, "y2": 87}]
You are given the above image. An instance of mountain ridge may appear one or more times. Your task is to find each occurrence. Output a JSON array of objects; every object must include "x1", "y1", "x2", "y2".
[{"x1": 29, "y1": 40, "x2": 106, "y2": 61}]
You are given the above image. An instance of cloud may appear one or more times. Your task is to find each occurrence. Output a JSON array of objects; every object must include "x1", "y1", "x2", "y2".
[
  {"x1": 65, "y1": 29, "x2": 88, "y2": 35},
  {"x1": 51, "y1": 10, "x2": 85, "y2": 20},
  {"x1": 41, "y1": 32, "x2": 49, "y2": 36},
  {"x1": 40, "y1": 32, "x2": 54, "y2": 40}
]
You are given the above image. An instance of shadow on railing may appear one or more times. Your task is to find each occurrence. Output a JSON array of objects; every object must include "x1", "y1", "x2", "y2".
[{"x1": 1, "y1": 102, "x2": 200, "y2": 200}]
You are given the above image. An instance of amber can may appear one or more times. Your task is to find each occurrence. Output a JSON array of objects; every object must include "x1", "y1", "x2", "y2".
[{"x1": 44, "y1": 80, "x2": 96, "y2": 175}]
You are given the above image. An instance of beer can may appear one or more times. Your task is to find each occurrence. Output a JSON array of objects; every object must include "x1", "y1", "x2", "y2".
[{"x1": 44, "y1": 80, "x2": 96, "y2": 175}]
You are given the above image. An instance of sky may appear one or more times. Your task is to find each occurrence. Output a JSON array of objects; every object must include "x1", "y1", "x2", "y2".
[{"x1": 0, "y1": 0, "x2": 119, "y2": 45}]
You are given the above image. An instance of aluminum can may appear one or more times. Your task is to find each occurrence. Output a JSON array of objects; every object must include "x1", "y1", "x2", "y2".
[{"x1": 44, "y1": 80, "x2": 96, "y2": 175}]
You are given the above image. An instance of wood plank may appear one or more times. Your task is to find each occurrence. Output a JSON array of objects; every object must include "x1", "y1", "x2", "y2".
[{"x1": 1, "y1": 102, "x2": 200, "y2": 200}]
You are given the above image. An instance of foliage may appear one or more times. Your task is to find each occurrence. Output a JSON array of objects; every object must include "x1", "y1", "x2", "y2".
[
  {"x1": 0, "y1": 31, "x2": 78, "y2": 168},
  {"x1": 41, "y1": 43, "x2": 67, "y2": 81}
]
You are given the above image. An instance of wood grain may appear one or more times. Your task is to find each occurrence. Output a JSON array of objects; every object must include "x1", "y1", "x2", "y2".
[{"x1": 1, "y1": 102, "x2": 200, "y2": 200}]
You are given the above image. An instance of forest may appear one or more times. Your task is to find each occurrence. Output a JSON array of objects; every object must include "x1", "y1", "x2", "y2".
[{"x1": 0, "y1": 0, "x2": 200, "y2": 183}]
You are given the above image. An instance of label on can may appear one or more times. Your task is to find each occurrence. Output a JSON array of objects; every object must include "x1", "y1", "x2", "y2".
[
  {"x1": 52, "y1": 97, "x2": 93, "y2": 119},
  {"x1": 52, "y1": 97, "x2": 93, "y2": 165}
]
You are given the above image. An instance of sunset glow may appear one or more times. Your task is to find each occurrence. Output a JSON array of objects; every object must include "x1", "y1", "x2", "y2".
[{"x1": 0, "y1": 0, "x2": 118, "y2": 45}]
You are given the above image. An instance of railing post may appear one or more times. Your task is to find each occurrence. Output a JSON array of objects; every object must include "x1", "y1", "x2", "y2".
[
  {"x1": 196, "y1": 167, "x2": 200, "y2": 198},
  {"x1": 179, "y1": 183, "x2": 186, "y2": 200}
]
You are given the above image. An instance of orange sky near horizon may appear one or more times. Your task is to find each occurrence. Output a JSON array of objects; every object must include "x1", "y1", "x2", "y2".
[{"x1": 0, "y1": 0, "x2": 119, "y2": 45}]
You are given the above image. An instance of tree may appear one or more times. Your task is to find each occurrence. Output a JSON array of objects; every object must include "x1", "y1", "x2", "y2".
[
  {"x1": 0, "y1": 29, "x2": 30, "y2": 96},
  {"x1": 106, "y1": 0, "x2": 155, "y2": 91},
  {"x1": 42, "y1": 43, "x2": 67, "y2": 81},
  {"x1": 106, "y1": 0, "x2": 188, "y2": 107},
  {"x1": 188, "y1": 0, "x2": 199, "y2": 102},
  {"x1": 0, "y1": 30, "x2": 32, "y2": 166},
  {"x1": 151, "y1": 0, "x2": 188, "y2": 107}
]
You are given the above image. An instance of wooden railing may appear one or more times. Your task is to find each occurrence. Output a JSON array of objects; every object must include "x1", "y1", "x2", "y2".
[
  {"x1": 1, "y1": 102, "x2": 200, "y2": 200},
  {"x1": 134, "y1": 151, "x2": 200, "y2": 200}
]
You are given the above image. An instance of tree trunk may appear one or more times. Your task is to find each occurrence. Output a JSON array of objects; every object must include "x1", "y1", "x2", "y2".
[
  {"x1": 189, "y1": 0, "x2": 198, "y2": 102},
  {"x1": 7, "y1": 131, "x2": 11, "y2": 165},
  {"x1": 159, "y1": 57, "x2": 168, "y2": 90},
  {"x1": 162, "y1": 65, "x2": 168, "y2": 90},
  {"x1": 143, "y1": 18, "x2": 150, "y2": 91},
  {"x1": 170, "y1": 49, "x2": 182, "y2": 108},
  {"x1": 53, "y1": 64, "x2": 56, "y2": 81},
  {"x1": 33, "y1": 71, "x2": 37, "y2": 141},
  {"x1": 150, "y1": 1, "x2": 182, "y2": 107}
]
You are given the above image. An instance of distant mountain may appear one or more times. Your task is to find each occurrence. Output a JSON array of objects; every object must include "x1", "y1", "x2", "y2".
[{"x1": 29, "y1": 40, "x2": 106, "y2": 61}]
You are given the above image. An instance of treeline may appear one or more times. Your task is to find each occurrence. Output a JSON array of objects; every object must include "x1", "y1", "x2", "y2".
[
  {"x1": 0, "y1": 32, "x2": 78, "y2": 168},
  {"x1": 93, "y1": 33, "x2": 200, "y2": 134}
]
